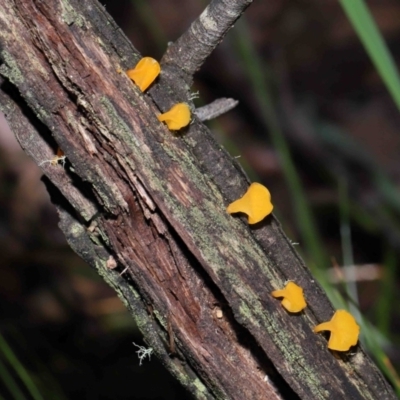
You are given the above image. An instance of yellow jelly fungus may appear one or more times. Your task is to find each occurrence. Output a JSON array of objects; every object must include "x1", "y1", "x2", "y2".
[
  {"x1": 271, "y1": 282, "x2": 307, "y2": 313},
  {"x1": 157, "y1": 103, "x2": 191, "y2": 131},
  {"x1": 314, "y1": 310, "x2": 360, "y2": 352},
  {"x1": 226, "y1": 182, "x2": 273, "y2": 224},
  {"x1": 126, "y1": 57, "x2": 160, "y2": 92}
]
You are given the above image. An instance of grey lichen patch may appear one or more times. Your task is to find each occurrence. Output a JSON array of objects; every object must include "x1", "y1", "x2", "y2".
[
  {"x1": 190, "y1": 378, "x2": 209, "y2": 399},
  {"x1": 238, "y1": 302, "x2": 262, "y2": 329},
  {"x1": 236, "y1": 301, "x2": 326, "y2": 398},
  {"x1": 171, "y1": 368, "x2": 211, "y2": 400},
  {"x1": 37, "y1": 107, "x2": 50, "y2": 123},
  {"x1": 100, "y1": 96, "x2": 140, "y2": 148},
  {"x1": 152, "y1": 308, "x2": 167, "y2": 329},
  {"x1": 60, "y1": 0, "x2": 86, "y2": 27},
  {"x1": 90, "y1": 227, "x2": 110, "y2": 247},
  {"x1": 185, "y1": 198, "x2": 279, "y2": 285},
  {"x1": 74, "y1": 205, "x2": 96, "y2": 225},
  {"x1": 0, "y1": 51, "x2": 25, "y2": 85},
  {"x1": 343, "y1": 352, "x2": 376, "y2": 400},
  {"x1": 22, "y1": 90, "x2": 51, "y2": 122},
  {"x1": 94, "y1": 259, "x2": 138, "y2": 309},
  {"x1": 70, "y1": 223, "x2": 83, "y2": 240},
  {"x1": 199, "y1": 7, "x2": 218, "y2": 32},
  {"x1": 266, "y1": 324, "x2": 324, "y2": 397},
  {"x1": 182, "y1": 135, "x2": 197, "y2": 148},
  {"x1": 185, "y1": 208, "x2": 223, "y2": 264},
  {"x1": 351, "y1": 351, "x2": 366, "y2": 369}
]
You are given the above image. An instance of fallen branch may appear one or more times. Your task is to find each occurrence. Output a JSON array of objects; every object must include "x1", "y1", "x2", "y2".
[{"x1": 0, "y1": 0, "x2": 396, "y2": 399}]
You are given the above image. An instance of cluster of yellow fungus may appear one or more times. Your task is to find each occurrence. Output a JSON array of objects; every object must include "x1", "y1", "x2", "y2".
[
  {"x1": 126, "y1": 57, "x2": 191, "y2": 131},
  {"x1": 226, "y1": 182, "x2": 273, "y2": 224},
  {"x1": 271, "y1": 282, "x2": 306, "y2": 313},
  {"x1": 314, "y1": 310, "x2": 360, "y2": 352},
  {"x1": 270, "y1": 281, "x2": 360, "y2": 351},
  {"x1": 227, "y1": 183, "x2": 360, "y2": 352},
  {"x1": 127, "y1": 57, "x2": 360, "y2": 355}
]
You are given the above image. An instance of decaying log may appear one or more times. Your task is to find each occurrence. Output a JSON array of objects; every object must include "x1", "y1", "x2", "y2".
[{"x1": 0, "y1": 0, "x2": 396, "y2": 398}]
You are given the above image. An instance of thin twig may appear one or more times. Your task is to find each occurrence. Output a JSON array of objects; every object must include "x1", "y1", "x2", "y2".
[
  {"x1": 161, "y1": 0, "x2": 253, "y2": 78},
  {"x1": 194, "y1": 98, "x2": 238, "y2": 121}
]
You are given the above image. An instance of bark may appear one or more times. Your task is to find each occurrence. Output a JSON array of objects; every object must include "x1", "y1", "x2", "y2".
[
  {"x1": 161, "y1": 0, "x2": 253, "y2": 80},
  {"x1": 0, "y1": 0, "x2": 396, "y2": 399}
]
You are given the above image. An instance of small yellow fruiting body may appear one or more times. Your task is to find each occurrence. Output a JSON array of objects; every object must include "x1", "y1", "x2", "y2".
[
  {"x1": 157, "y1": 103, "x2": 191, "y2": 131},
  {"x1": 51, "y1": 148, "x2": 65, "y2": 166},
  {"x1": 271, "y1": 282, "x2": 307, "y2": 313},
  {"x1": 126, "y1": 57, "x2": 160, "y2": 92},
  {"x1": 226, "y1": 182, "x2": 273, "y2": 224},
  {"x1": 314, "y1": 310, "x2": 360, "y2": 351}
]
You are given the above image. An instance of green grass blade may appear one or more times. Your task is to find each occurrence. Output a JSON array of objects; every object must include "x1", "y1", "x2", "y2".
[
  {"x1": 361, "y1": 319, "x2": 400, "y2": 396},
  {"x1": 232, "y1": 19, "x2": 329, "y2": 269},
  {"x1": 0, "y1": 333, "x2": 44, "y2": 400},
  {"x1": 0, "y1": 356, "x2": 26, "y2": 400},
  {"x1": 339, "y1": 0, "x2": 400, "y2": 112},
  {"x1": 9, "y1": 327, "x2": 69, "y2": 400}
]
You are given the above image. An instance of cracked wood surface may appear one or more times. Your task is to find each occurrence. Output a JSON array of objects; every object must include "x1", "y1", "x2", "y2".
[{"x1": 0, "y1": 0, "x2": 396, "y2": 399}]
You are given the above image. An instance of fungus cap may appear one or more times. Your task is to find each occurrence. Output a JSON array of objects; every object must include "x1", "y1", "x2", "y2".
[
  {"x1": 226, "y1": 182, "x2": 273, "y2": 224},
  {"x1": 271, "y1": 282, "x2": 307, "y2": 313},
  {"x1": 157, "y1": 103, "x2": 191, "y2": 131},
  {"x1": 314, "y1": 310, "x2": 360, "y2": 351},
  {"x1": 127, "y1": 57, "x2": 160, "y2": 92}
]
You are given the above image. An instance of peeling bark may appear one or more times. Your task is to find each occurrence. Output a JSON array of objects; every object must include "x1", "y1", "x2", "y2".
[{"x1": 0, "y1": 0, "x2": 396, "y2": 399}]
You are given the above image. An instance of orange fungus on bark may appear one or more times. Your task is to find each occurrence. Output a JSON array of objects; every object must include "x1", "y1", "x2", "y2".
[
  {"x1": 227, "y1": 183, "x2": 273, "y2": 224},
  {"x1": 127, "y1": 57, "x2": 160, "y2": 92},
  {"x1": 271, "y1": 282, "x2": 307, "y2": 313},
  {"x1": 314, "y1": 310, "x2": 360, "y2": 351},
  {"x1": 157, "y1": 103, "x2": 191, "y2": 131}
]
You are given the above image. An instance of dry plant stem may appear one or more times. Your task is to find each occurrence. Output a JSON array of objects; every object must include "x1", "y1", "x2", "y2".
[
  {"x1": 162, "y1": 0, "x2": 253, "y2": 79},
  {"x1": 0, "y1": 0, "x2": 396, "y2": 399},
  {"x1": 195, "y1": 98, "x2": 239, "y2": 121}
]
